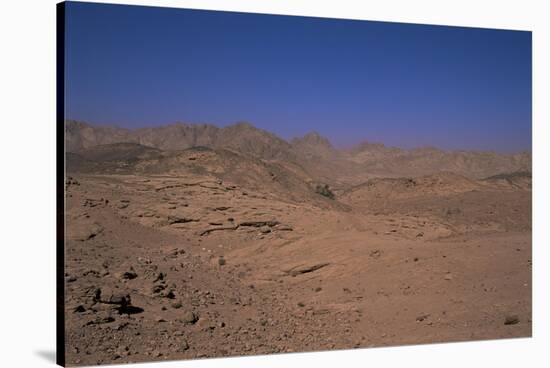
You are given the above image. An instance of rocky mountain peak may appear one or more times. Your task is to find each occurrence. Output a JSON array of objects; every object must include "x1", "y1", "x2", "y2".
[{"x1": 292, "y1": 131, "x2": 333, "y2": 149}]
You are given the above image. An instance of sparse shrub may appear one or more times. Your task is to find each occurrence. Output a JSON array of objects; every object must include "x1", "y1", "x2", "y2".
[{"x1": 315, "y1": 184, "x2": 335, "y2": 199}]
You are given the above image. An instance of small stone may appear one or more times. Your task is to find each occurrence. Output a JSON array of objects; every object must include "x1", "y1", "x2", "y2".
[
  {"x1": 416, "y1": 314, "x2": 430, "y2": 322},
  {"x1": 73, "y1": 305, "x2": 86, "y2": 313},
  {"x1": 181, "y1": 311, "x2": 198, "y2": 324},
  {"x1": 165, "y1": 290, "x2": 176, "y2": 299},
  {"x1": 107, "y1": 293, "x2": 131, "y2": 306},
  {"x1": 152, "y1": 284, "x2": 166, "y2": 294},
  {"x1": 444, "y1": 273, "x2": 453, "y2": 281},
  {"x1": 369, "y1": 250, "x2": 382, "y2": 259},
  {"x1": 86, "y1": 315, "x2": 115, "y2": 325},
  {"x1": 504, "y1": 315, "x2": 520, "y2": 325},
  {"x1": 179, "y1": 341, "x2": 189, "y2": 351},
  {"x1": 98, "y1": 289, "x2": 131, "y2": 307},
  {"x1": 171, "y1": 301, "x2": 183, "y2": 309},
  {"x1": 196, "y1": 315, "x2": 214, "y2": 330},
  {"x1": 67, "y1": 275, "x2": 77, "y2": 283},
  {"x1": 118, "y1": 268, "x2": 138, "y2": 280},
  {"x1": 218, "y1": 257, "x2": 226, "y2": 266},
  {"x1": 154, "y1": 272, "x2": 166, "y2": 282}
]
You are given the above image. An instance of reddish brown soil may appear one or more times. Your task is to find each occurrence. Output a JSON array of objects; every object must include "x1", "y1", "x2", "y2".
[{"x1": 64, "y1": 171, "x2": 531, "y2": 366}]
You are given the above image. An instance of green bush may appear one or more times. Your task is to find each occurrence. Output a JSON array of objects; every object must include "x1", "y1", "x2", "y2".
[{"x1": 315, "y1": 184, "x2": 335, "y2": 199}]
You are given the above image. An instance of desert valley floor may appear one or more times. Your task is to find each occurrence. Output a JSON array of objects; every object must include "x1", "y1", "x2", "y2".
[{"x1": 64, "y1": 122, "x2": 532, "y2": 366}]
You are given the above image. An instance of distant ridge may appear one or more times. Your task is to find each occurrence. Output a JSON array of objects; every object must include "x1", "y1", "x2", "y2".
[{"x1": 65, "y1": 120, "x2": 531, "y2": 180}]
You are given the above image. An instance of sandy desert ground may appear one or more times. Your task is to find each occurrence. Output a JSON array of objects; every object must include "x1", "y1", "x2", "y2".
[{"x1": 63, "y1": 122, "x2": 531, "y2": 366}]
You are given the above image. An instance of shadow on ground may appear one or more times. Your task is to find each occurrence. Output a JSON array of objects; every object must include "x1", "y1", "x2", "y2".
[{"x1": 35, "y1": 350, "x2": 56, "y2": 364}]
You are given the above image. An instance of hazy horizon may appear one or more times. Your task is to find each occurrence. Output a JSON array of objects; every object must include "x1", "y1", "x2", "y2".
[{"x1": 65, "y1": 2, "x2": 532, "y2": 153}]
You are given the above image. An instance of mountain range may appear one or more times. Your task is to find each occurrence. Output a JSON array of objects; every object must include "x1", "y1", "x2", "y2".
[{"x1": 65, "y1": 120, "x2": 531, "y2": 184}]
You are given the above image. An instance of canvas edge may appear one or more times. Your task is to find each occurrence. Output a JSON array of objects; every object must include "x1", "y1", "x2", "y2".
[{"x1": 56, "y1": 1, "x2": 66, "y2": 367}]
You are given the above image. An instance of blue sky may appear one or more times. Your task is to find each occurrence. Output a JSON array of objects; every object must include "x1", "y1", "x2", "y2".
[{"x1": 64, "y1": 2, "x2": 532, "y2": 152}]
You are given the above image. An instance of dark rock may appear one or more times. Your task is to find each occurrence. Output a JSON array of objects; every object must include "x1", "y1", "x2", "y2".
[
  {"x1": 504, "y1": 315, "x2": 520, "y2": 325},
  {"x1": 153, "y1": 272, "x2": 166, "y2": 283},
  {"x1": 239, "y1": 220, "x2": 280, "y2": 228},
  {"x1": 168, "y1": 216, "x2": 198, "y2": 224},
  {"x1": 416, "y1": 314, "x2": 430, "y2": 322},
  {"x1": 107, "y1": 294, "x2": 131, "y2": 306},
  {"x1": 165, "y1": 290, "x2": 176, "y2": 299},
  {"x1": 152, "y1": 284, "x2": 166, "y2": 294},
  {"x1": 286, "y1": 263, "x2": 330, "y2": 277},
  {"x1": 67, "y1": 275, "x2": 77, "y2": 283},
  {"x1": 118, "y1": 268, "x2": 138, "y2": 280},
  {"x1": 83, "y1": 269, "x2": 100, "y2": 277},
  {"x1": 65, "y1": 177, "x2": 80, "y2": 187},
  {"x1": 171, "y1": 248, "x2": 185, "y2": 256}
]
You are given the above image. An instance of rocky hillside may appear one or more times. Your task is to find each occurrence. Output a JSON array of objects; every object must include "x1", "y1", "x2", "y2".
[
  {"x1": 66, "y1": 121, "x2": 294, "y2": 161},
  {"x1": 66, "y1": 143, "x2": 344, "y2": 207}
]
